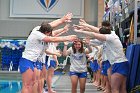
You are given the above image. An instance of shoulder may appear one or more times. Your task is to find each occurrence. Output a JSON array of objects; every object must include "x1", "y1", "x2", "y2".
[
  {"x1": 105, "y1": 32, "x2": 117, "y2": 41},
  {"x1": 32, "y1": 26, "x2": 41, "y2": 31}
]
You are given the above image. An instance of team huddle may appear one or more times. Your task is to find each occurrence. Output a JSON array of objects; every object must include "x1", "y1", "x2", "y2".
[{"x1": 19, "y1": 13, "x2": 129, "y2": 93}]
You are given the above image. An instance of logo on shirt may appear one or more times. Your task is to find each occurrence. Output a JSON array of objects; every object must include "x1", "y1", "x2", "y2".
[
  {"x1": 37, "y1": 0, "x2": 59, "y2": 12},
  {"x1": 72, "y1": 54, "x2": 83, "y2": 60}
]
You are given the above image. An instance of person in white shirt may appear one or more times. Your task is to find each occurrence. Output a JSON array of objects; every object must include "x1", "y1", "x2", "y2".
[
  {"x1": 73, "y1": 20, "x2": 129, "y2": 93},
  {"x1": 86, "y1": 45, "x2": 100, "y2": 86},
  {"x1": 38, "y1": 43, "x2": 61, "y2": 93},
  {"x1": 39, "y1": 24, "x2": 70, "y2": 93},
  {"x1": 99, "y1": 44, "x2": 111, "y2": 93},
  {"x1": 63, "y1": 38, "x2": 92, "y2": 93},
  {"x1": 45, "y1": 42, "x2": 59, "y2": 93},
  {"x1": 19, "y1": 13, "x2": 77, "y2": 93},
  {"x1": 35, "y1": 24, "x2": 70, "y2": 93}
]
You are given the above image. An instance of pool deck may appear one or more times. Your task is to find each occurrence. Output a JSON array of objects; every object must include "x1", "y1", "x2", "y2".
[
  {"x1": 0, "y1": 71, "x2": 21, "y2": 80},
  {"x1": 0, "y1": 71, "x2": 103, "y2": 93}
]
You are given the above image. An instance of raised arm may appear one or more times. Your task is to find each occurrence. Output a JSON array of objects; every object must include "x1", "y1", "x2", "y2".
[
  {"x1": 45, "y1": 49, "x2": 61, "y2": 57},
  {"x1": 49, "y1": 12, "x2": 72, "y2": 28},
  {"x1": 83, "y1": 37, "x2": 92, "y2": 54},
  {"x1": 74, "y1": 29, "x2": 106, "y2": 41},
  {"x1": 42, "y1": 35, "x2": 77, "y2": 42},
  {"x1": 63, "y1": 42, "x2": 71, "y2": 56},
  {"x1": 52, "y1": 24, "x2": 70, "y2": 37},
  {"x1": 79, "y1": 19, "x2": 100, "y2": 33}
]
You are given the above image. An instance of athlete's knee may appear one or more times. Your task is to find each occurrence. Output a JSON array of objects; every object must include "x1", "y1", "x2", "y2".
[
  {"x1": 111, "y1": 86, "x2": 119, "y2": 93},
  {"x1": 80, "y1": 87, "x2": 85, "y2": 93},
  {"x1": 22, "y1": 82, "x2": 33, "y2": 92}
]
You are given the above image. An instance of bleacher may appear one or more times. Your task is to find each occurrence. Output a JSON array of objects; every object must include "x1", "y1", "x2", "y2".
[{"x1": 0, "y1": 39, "x2": 26, "y2": 71}]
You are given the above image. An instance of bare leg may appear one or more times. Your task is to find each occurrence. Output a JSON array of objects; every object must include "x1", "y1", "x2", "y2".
[
  {"x1": 21, "y1": 68, "x2": 34, "y2": 93},
  {"x1": 32, "y1": 68, "x2": 40, "y2": 93},
  {"x1": 41, "y1": 65, "x2": 47, "y2": 91},
  {"x1": 103, "y1": 76, "x2": 111, "y2": 93},
  {"x1": 79, "y1": 78, "x2": 86, "y2": 93},
  {"x1": 70, "y1": 75, "x2": 78, "y2": 93},
  {"x1": 96, "y1": 70, "x2": 101, "y2": 87},
  {"x1": 107, "y1": 67, "x2": 112, "y2": 83},
  {"x1": 93, "y1": 72, "x2": 97, "y2": 86},
  {"x1": 111, "y1": 73, "x2": 125, "y2": 93},
  {"x1": 47, "y1": 67, "x2": 56, "y2": 93},
  {"x1": 93, "y1": 70, "x2": 101, "y2": 87},
  {"x1": 100, "y1": 74, "x2": 106, "y2": 90},
  {"x1": 38, "y1": 70, "x2": 42, "y2": 93},
  {"x1": 120, "y1": 76, "x2": 127, "y2": 93}
]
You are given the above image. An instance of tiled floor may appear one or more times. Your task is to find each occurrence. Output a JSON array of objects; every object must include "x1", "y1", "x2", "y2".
[{"x1": 52, "y1": 74, "x2": 103, "y2": 93}]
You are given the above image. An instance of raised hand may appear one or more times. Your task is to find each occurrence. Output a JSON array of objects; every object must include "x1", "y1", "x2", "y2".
[
  {"x1": 79, "y1": 19, "x2": 88, "y2": 26},
  {"x1": 61, "y1": 12, "x2": 73, "y2": 23},
  {"x1": 73, "y1": 24, "x2": 84, "y2": 30},
  {"x1": 83, "y1": 37, "x2": 90, "y2": 45},
  {"x1": 73, "y1": 28, "x2": 83, "y2": 33},
  {"x1": 73, "y1": 23, "x2": 91, "y2": 31}
]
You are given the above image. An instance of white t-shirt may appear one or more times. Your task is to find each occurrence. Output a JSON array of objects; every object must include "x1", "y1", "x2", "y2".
[
  {"x1": 101, "y1": 44, "x2": 107, "y2": 61},
  {"x1": 22, "y1": 26, "x2": 47, "y2": 62},
  {"x1": 46, "y1": 43, "x2": 57, "y2": 66},
  {"x1": 90, "y1": 32, "x2": 128, "y2": 65},
  {"x1": 47, "y1": 43, "x2": 57, "y2": 60},
  {"x1": 104, "y1": 32, "x2": 128, "y2": 64},
  {"x1": 37, "y1": 52, "x2": 47, "y2": 64},
  {"x1": 67, "y1": 47, "x2": 87, "y2": 72},
  {"x1": 90, "y1": 39, "x2": 102, "y2": 60}
]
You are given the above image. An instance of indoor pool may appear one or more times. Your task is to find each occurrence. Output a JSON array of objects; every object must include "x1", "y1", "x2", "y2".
[
  {"x1": 0, "y1": 80, "x2": 22, "y2": 93},
  {"x1": 0, "y1": 73, "x2": 61, "y2": 93}
]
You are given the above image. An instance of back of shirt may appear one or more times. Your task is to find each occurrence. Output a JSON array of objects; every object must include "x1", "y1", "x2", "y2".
[
  {"x1": 105, "y1": 32, "x2": 128, "y2": 64},
  {"x1": 22, "y1": 26, "x2": 47, "y2": 62}
]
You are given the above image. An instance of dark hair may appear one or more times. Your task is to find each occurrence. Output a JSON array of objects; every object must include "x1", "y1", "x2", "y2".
[
  {"x1": 72, "y1": 39, "x2": 84, "y2": 54},
  {"x1": 102, "y1": 20, "x2": 111, "y2": 27},
  {"x1": 99, "y1": 27, "x2": 111, "y2": 34},
  {"x1": 39, "y1": 21, "x2": 53, "y2": 34}
]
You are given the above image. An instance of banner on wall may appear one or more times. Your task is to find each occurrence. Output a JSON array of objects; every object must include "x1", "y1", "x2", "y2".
[{"x1": 10, "y1": 0, "x2": 84, "y2": 18}]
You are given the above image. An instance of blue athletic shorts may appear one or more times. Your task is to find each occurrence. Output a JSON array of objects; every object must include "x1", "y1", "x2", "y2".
[
  {"x1": 19, "y1": 58, "x2": 35, "y2": 74},
  {"x1": 112, "y1": 61, "x2": 129, "y2": 77},
  {"x1": 45, "y1": 62, "x2": 48, "y2": 70},
  {"x1": 91, "y1": 60, "x2": 100, "y2": 72},
  {"x1": 101, "y1": 60, "x2": 111, "y2": 76},
  {"x1": 34, "y1": 61, "x2": 43, "y2": 70},
  {"x1": 89, "y1": 60, "x2": 94, "y2": 72},
  {"x1": 69, "y1": 72, "x2": 87, "y2": 78},
  {"x1": 46, "y1": 60, "x2": 56, "y2": 70}
]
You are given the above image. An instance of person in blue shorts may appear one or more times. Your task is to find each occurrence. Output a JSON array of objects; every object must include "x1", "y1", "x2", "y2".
[
  {"x1": 63, "y1": 38, "x2": 92, "y2": 93},
  {"x1": 19, "y1": 13, "x2": 77, "y2": 93},
  {"x1": 88, "y1": 45, "x2": 101, "y2": 87},
  {"x1": 73, "y1": 20, "x2": 129, "y2": 93}
]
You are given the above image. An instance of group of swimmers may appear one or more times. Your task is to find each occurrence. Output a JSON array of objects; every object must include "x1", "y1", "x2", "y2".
[{"x1": 19, "y1": 12, "x2": 129, "y2": 93}]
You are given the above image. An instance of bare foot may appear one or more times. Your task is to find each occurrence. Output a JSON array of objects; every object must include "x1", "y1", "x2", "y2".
[
  {"x1": 48, "y1": 90, "x2": 56, "y2": 93},
  {"x1": 93, "y1": 81, "x2": 100, "y2": 87},
  {"x1": 103, "y1": 90, "x2": 111, "y2": 93}
]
